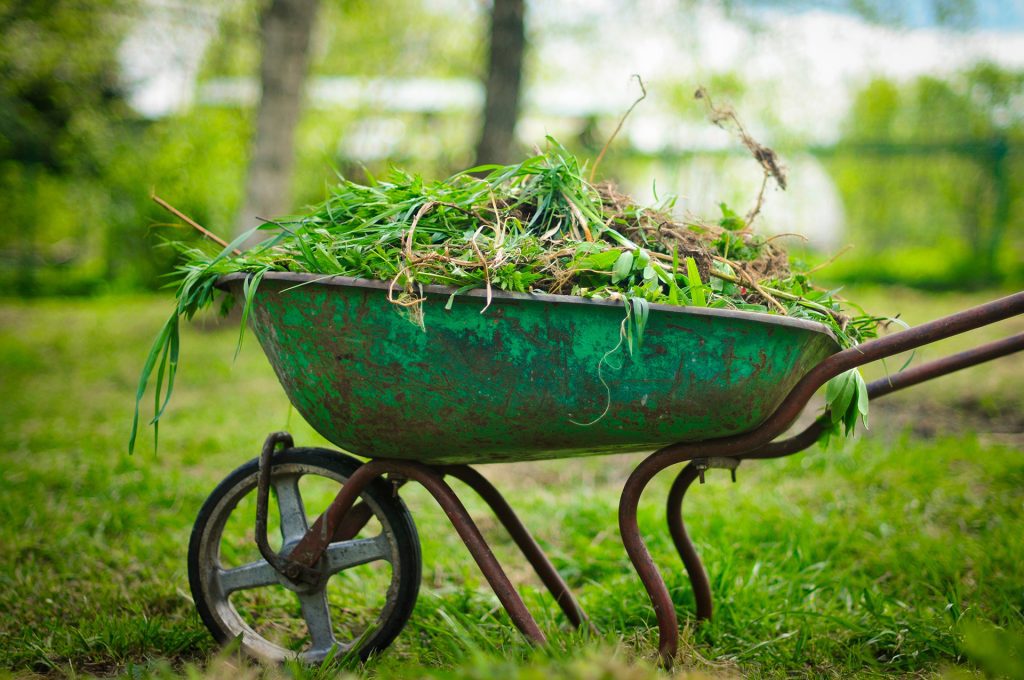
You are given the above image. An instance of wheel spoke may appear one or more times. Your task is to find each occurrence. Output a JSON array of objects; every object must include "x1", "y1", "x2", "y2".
[
  {"x1": 273, "y1": 474, "x2": 308, "y2": 544},
  {"x1": 218, "y1": 560, "x2": 279, "y2": 594},
  {"x1": 325, "y1": 535, "x2": 390, "y2": 574},
  {"x1": 298, "y1": 590, "x2": 336, "y2": 654}
]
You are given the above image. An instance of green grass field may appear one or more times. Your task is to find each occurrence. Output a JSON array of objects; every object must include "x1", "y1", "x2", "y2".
[{"x1": 1, "y1": 288, "x2": 1022, "y2": 679}]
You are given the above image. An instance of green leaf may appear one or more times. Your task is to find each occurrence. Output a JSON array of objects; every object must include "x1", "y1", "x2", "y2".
[
  {"x1": 575, "y1": 249, "x2": 621, "y2": 272},
  {"x1": 853, "y1": 369, "x2": 870, "y2": 430},
  {"x1": 627, "y1": 296, "x2": 650, "y2": 355},
  {"x1": 574, "y1": 242, "x2": 604, "y2": 255},
  {"x1": 823, "y1": 368, "x2": 870, "y2": 436},
  {"x1": 444, "y1": 283, "x2": 479, "y2": 310},
  {"x1": 635, "y1": 248, "x2": 651, "y2": 269},
  {"x1": 685, "y1": 257, "x2": 707, "y2": 307},
  {"x1": 129, "y1": 313, "x2": 176, "y2": 455},
  {"x1": 236, "y1": 269, "x2": 266, "y2": 358},
  {"x1": 825, "y1": 370, "x2": 856, "y2": 425},
  {"x1": 718, "y1": 203, "x2": 746, "y2": 231},
  {"x1": 612, "y1": 250, "x2": 634, "y2": 284},
  {"x1": 711, "y1": 261, "x2": 738, "y2": 295}
]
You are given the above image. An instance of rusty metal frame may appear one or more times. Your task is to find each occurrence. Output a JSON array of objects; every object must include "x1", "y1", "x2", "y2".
[
  {"x1": 248, "y1": 291, "x2": 1022, "y2": 666},
  {"x1": 655, "y1": 333, "x2": 1024, "y2": 653},
  {"x1": 254, "y1": 431, "x2": 319, "y2": 583},
  {"x1": 284, "y1": 458, "x2": 554, "y2": 644},
  {"x1": 437, "y1": 465, "x2": 594, "y2": 633},
  {"x1": 622, "y1": 293, "x2": 1024, "y2": 665},
  {"x1": 252, "y1": 451, "x2": 595, "y2": 648}
]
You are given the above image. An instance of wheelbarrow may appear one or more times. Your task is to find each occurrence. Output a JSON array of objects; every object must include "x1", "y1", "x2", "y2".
[{"x1": 187, "y1": 272, "x2": 1024, "y2": 665}]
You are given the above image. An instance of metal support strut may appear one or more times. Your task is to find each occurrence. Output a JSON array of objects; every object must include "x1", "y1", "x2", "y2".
[
  {"x1": 267, "y1": 456, "x2": 601, "y2": 645},
  {"x1": 439, "y1": 465, "x2": 594, "y2": 633},
  {"x1": 666, "y1": 459, "x2": 739, "y2": 622},
  {"x1": 254, "y1": 431, "x2": 321, "y2": 584},
  {"x1": 282, "y1": 459, "x2": 546, "y2": 643}
]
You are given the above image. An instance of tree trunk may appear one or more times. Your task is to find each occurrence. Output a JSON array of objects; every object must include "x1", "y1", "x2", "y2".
[
  {"x1": 474, "y1": 0, "x2": 525, "y2": 166},
  {"x1": 235, "y1": 0, "x2": 320, "y2": 242}
]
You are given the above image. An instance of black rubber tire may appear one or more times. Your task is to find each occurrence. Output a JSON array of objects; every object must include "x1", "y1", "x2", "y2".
[{"x1": 188, "y1": 448, "x2": 421, "y2": 663}]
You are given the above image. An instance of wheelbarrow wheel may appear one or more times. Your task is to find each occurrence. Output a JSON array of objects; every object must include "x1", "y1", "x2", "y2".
[{"x1": 188, "y1": 448, "x2": 421, "y2": 664}]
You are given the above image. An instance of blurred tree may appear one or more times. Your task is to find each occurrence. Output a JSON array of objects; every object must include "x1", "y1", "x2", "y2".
[
  {"x1": 235, "y1": 0, "x2": 320, "y2": 241},
  {"x1": 474, "y1": 0, "x2": 525, "y2": 165},
  {"x1": 199, "y1": 0, "x2": 484, "y2": 211}
]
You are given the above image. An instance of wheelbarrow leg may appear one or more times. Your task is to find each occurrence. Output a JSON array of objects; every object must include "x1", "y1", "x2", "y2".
[
  {"x1": 287, "y1": 459, "x2": 548, "y2": 646},
  {"x1": 619, "y1": 455, "x2": 682, "y2": 666},
  {"x1": 620, "y1": 453, "x2": 743, "y2": 666},
  {"x1": 665, "y1": 463, "x2": 713, "y2": 622},
  {"x1": 441, "y1": 465, "x2": 594, "y2": 633}
]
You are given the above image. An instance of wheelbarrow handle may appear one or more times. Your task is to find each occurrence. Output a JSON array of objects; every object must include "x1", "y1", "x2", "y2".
[
  {"x1": 864, "y1": 330, "x2": 1024, "y2": 400},
  {"x1": 746, "y1": 331, "x2": 1024, "y2": 460},
  {"x1": 818, "y1": 290, "x2": 1024, "y2": 380},
  {"x1": 656, "y1": 290, "x2": 1024, "y2": 460}
]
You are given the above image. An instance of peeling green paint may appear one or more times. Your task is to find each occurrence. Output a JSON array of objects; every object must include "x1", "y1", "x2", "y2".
[{"x1": 231, "y1": 275, "x2": 840, "y2": 464}]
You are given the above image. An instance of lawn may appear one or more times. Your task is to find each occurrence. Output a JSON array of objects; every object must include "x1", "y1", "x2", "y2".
[{"x1": 1, "y1": 287, "x2": 1022, "y2": 679}]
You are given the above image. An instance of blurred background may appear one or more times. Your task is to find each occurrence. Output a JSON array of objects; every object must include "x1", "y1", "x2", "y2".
[
  {"x1": 3, "y1": 3, "x2": 1024, "y2": 675},
  {"x1": 1, "y1": 0, "x2": 1022, "y2": 296}
]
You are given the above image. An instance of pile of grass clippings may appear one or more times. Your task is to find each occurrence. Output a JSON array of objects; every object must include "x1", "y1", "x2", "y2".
[{"x1": 130, "y1": 137, "x2": 884, "y2": 454}]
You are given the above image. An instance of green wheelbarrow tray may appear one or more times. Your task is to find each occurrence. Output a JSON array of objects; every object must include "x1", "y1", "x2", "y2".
[{"x1": 217, "y1": 272, "x2": 841, "y2": 464}]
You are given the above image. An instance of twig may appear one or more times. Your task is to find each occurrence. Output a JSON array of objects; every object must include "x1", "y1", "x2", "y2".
[
  {"x1": 435, "y1": 200, "x2": 489, "y2": 223},
  {"x1": 710, "y1": 253, "x2": 787, "y2": 314},
  {"x1": 489, "y1": 191, "x2": 506, "y2": 248},
  {"x1": 804, "y1": 244, "x2": 853, "y2": 275},
  {"x1": 152, "y1": 193, "x2": 240, "y2": 255},
  {"x1": 563, "y1": 191, "x2": 594, "y2": 242},
  {"x1": 745, "y1": 174, "x2": 769, "y2": 229},
  {"x1": 694, "y1": 87, "x2": 786, "y2": 228},
  {"x1": 589, "y1": 75, "x2": 647, "y2": 183},
  {"x1": 734, "y1": 262, "x2": 788, "y2": 315},
  {"x1": 762, "y1": 232, "x2": 809, "y2": 244},
  {"x1": 388, "y1": 201, "x2": 438, "y2": 329}
]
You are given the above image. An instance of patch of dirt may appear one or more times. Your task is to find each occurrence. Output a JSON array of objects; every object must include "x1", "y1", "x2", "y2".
[{"x1": 869, "y1": 395, "x2": 1024, "y2": 445}]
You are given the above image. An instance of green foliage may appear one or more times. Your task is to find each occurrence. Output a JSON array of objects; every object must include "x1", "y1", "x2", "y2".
[
  {"x1": 2, "y1": 0, "x2": 1018, "y2": 300},
  {"x1": 830, "y1": 62, "x2": 1024, "y2": 287},
  {"x1": 0, "y1": 1, "x2": 256, "y2": 295},
  {"x1": 821, "y1": 368, "x2": 870, "y2": 446},
  {"x1": 0, "y1": 0, "x2": 138, "y2": 294},
  {"x1": 0, "y1": 0, "x2": 135, "y2": 170},
  {"x1": 313, "y1": 0, "x2": 482, "y2": 79},
  {"x1": 684, "y1": 256, "x2": 707, "y2": 307},
  {"x1": 717, "y1": 202, "x2": 745, "y2": 231},
  {"x1": 611, "y1": 250, "x2": 633, "y2": 283},
  {"x1": 958, "y1": 622, "x2": 1024, "y2": 678},
  {"x1": 0, "y1": 0, "x2": 487, "y2": 298}
]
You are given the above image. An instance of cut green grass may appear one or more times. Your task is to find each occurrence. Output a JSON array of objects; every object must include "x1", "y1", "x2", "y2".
[{"x1": 1, "y1": 289, "x2": 1022, "y2": 678}]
